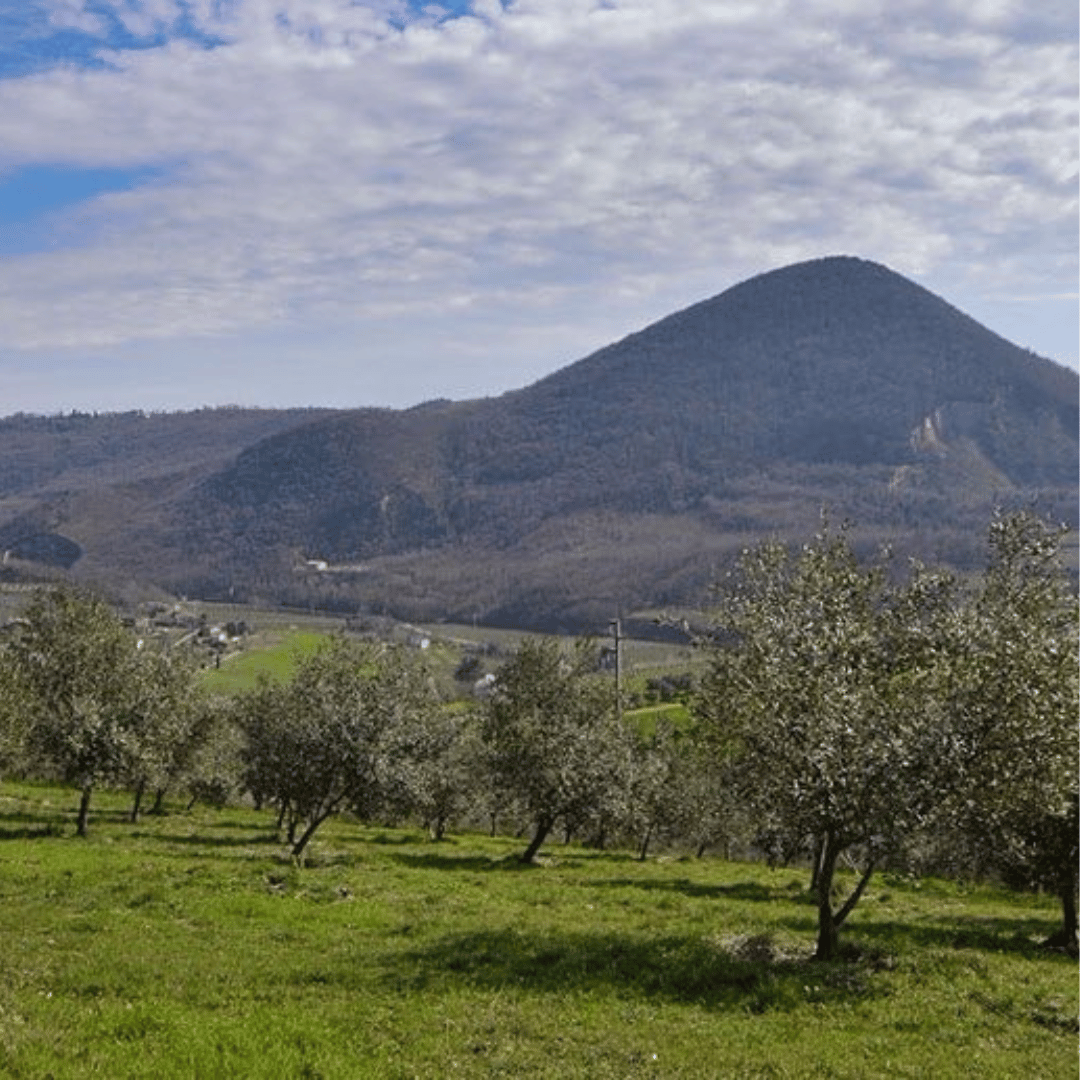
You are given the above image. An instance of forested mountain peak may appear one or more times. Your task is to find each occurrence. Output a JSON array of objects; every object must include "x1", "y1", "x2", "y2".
[{"x1": 523, "y1": 255, "x2": 1073, "y2": 428}]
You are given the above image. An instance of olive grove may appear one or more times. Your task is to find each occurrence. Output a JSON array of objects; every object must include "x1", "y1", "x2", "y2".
[
  {"x1": 0, "y1": 510, "x2": 1073, "y2": 960},
  {"x1": 936, "y1": 512, "x2": 1078, "y2": 951}
]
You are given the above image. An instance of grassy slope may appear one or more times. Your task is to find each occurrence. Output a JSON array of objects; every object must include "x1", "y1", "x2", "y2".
[{"x1": 0, "y1": 784, "x2": 1075, "y2": 1079}]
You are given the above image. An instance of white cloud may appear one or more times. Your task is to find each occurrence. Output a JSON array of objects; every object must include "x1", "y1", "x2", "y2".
[
  {"x1": 0, "y1": 0, "x2": 1075, "y2": 405},
  {"x1": 41, "y1": 0, "x2": 107, "y2": 34}
]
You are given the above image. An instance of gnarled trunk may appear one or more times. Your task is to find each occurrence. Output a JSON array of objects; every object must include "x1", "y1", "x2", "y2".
[
  {"x1": 809, "y1": 834, "x2": 826, "y2": 892},
  {"x1": 814, "y1": 834, "x2": 841, "y2": 961},
  {"x1": 638, "y1": 822, "x2": 655, "y2": 862},
  {"x1": 520, "y1": 817, "x2": 554, "y2": 864},
  {"x1": 835, "y1": 856, "x2": 876, "y2": 929},
  {"x1": 813, "y1": 834, "x2": 877, "y2": 961}
]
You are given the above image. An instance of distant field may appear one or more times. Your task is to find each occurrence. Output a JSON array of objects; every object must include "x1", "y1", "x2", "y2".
[
  {"x1": 0, "y1": 782, "x2": 1074, "y2": 1079},
  {"x1": 422, "y1": 620, "x2": 698, "y2": 673},
  {"x1": 200, "y1": 629, "x2": 330, "y2": 694},
  {"x1": 195, "y1": 606, "x2": 701, "y2": 701}
]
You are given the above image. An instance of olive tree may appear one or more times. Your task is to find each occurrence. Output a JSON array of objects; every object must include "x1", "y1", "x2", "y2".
[
  {"x1": 482, "y1": 637, "x2": 634, "y2": 863},
  {"x1": 0, "y1": 646, "x2": 34, "y2": 781},
  {"x1": 941, "y1": 512, "x2": 1078, "y2": 952},
  {"x1": 236, "y1": 676, "x2": 292, "y2": 819},
  {"x1": 182, "y1": 696, "x2": 245, "y2": 810},
  {"x1": 11, "y1": 588, "x2": 149, "y2": 836},
  {"x1": 622, "y1": 722, "x2": 716, "y2": 861},
  {"x1": 237, "y1": 637, "x2": 439, "y2": 859},
  {"x1": 695, "y1": 526, "x2": 959, "y2": 960},
  {"x1": 384, "y1": 706, "x2": 484, "y2": 840},
  {"x1": 120, "y1": 650, "x2": 202, "y2": 821}
]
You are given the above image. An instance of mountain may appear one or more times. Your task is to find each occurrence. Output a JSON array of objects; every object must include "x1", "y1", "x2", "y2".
[
  {"x1": 0, "y1": 407, "x2": 338, "y2": 578},
  {"x1": 2, "y1": 257, "x2": 1075, "y2": 629}
]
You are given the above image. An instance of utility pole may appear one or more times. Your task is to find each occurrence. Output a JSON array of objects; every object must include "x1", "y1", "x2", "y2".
[{"x1": 609, "y1": 617, "x2": 622, "y2": 722}]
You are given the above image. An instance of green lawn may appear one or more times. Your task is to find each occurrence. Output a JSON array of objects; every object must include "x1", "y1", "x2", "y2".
[{"x1": 0, "y1": 783, "x2": 1074, "y2": 1078}]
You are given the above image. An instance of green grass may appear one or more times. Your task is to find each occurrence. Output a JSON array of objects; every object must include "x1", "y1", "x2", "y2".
[
  {"x1": 0, "y1": 783, "x2": 1075, "y2": 1078},
  {"x1": 193, "y1": 603, "x2": 700, "y2": 699},
  {"x1": 625, "y1": 703, "x2": 692, "y2": 737},
  {"x1": 200, "y1": 630, "x2": 331, "y2": 694}
]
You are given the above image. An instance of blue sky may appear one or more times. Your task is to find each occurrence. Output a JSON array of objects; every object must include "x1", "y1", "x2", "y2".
[{"x1": 0, "y1": 0, "x2": 1076, "y2": 416}]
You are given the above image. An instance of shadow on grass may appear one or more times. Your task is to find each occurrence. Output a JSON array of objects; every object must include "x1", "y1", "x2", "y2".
[
  {"x1": 592, "y1": 876, "x2": 815, "y2": 905},
  {"x1": 170, "y1": 815, "x2": 268, "y2": 831},
  {"x1": 0, "y1": 821, "x2": 64, "y2": 840},
  {"x1": 0, "y1": 805, "x2": 134, "y2": 837},
  {"x1": 389, "y1": 853, "x2": 820, "y2": 901},
  {"x1": 845, "y1": 914, "x2": 1071, "y2": 960},
  {"x1": 365, "y1": 830, "x2": 435, "y2": 846},
  {"x1": 132, "y1": 830, "x2": 283, "y2": 849},
  {"x1": 389, "y1": 851, "x2": 548, "y2": 873},
  {"x1": 378, "y1": 927, "x2": 880, "y2": 1011}
]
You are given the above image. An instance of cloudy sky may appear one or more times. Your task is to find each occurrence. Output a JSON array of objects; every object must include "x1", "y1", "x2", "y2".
[{"x1": 0, "y1": 0, "x2": 1076, "y2": 416}]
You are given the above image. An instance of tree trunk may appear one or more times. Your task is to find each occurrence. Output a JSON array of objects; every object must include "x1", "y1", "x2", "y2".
[
  {"x1": 151, "y1": 788, "x2": 168, "y2": 815},
  {"x1": 290, "y1": 795, "x2": 346, "y2": 861},
  {"x1": 129, "y1": 780, "x2": 146, "y2": 824},
  {"x1": 291, "y1": 815, "x2": 326, "y2": 860},
  {"x1": 814, "y1": 834, "x2": 841, "y2": 961},
  {"x1": 834, "y1": 856, "x2": 876, "y2": 928},
  {"x1": 638, "y1": 822, "x2": 655, "y2": 862},
  {"x1": 1043, "y1": 866, "x2": 1079, "y2": 956},
  {"x1": 809, "y1": 834, "x2": 826, "y2": 892},
  {"x1": 76, "y1": 783, "x2": 93, "y2": 838},
  {"x1": 520, "y1": 818, "x2": 553, "y2": 864}
]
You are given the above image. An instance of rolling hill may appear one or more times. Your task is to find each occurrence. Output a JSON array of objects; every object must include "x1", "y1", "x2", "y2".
[{"x1": 2, "y1": 257, "x2": 1075, "y2": 629}]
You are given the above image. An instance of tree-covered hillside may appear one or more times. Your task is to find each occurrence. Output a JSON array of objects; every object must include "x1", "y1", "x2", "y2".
[{"x1": 1, "y1": 258, "x2": 1075, "y2": 628}]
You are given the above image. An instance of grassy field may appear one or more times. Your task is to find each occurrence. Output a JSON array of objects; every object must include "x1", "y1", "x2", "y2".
[
  {"x1": 197, "y1": 609, "x2": 699, "y2": 704},
  {"x1": 200, "y1": 630, "x2": 332, "y2": 695},
  {"x1": 0, "y1": 783, "x2": 1075, "y2": 1079}
]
